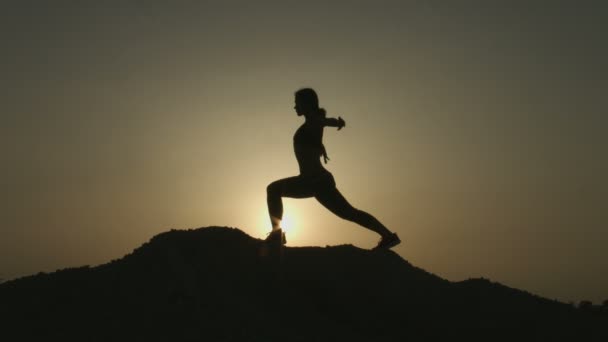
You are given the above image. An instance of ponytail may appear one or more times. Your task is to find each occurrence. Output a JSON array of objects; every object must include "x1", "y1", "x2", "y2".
[{"x1": 317, "y1": 107, "x2": 327, "y2": 118}]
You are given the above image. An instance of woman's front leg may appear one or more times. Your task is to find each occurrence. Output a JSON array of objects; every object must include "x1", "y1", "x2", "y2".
[{"x1": 266, "y1": 176, "x2": 314, "y2": 229}]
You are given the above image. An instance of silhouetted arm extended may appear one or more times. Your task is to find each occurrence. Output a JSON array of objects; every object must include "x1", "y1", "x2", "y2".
[{"x1": 323, "y1": 117, "x2": 346, "y2": 130}]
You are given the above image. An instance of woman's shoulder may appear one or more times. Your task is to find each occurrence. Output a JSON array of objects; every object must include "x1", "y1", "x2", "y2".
[{"x1": 305, "y1": 114, "x2": 325, "y2": 127}]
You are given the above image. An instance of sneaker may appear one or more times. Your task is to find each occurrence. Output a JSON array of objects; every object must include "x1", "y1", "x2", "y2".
[
  {"x1": 265, "y1": 229, "x2": 287, "y2": 245},
  {"x1": 373, "y1": 232, "x2": 401, "y2": 251}
]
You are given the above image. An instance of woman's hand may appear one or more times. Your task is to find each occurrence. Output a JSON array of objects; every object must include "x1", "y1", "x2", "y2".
[{"x1": 337, "y1": 116, "x2": 346, "y2": 130}]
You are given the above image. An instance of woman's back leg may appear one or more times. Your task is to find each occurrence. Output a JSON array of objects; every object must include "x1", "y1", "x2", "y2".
[{"x1": 315, "y1": 187, "x2": 392, "y2": 238}]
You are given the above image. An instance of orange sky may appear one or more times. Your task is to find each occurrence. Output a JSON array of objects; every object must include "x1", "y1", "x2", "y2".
[{"x1": 1, "y1": 2, "x2": 606, "y2": 303}]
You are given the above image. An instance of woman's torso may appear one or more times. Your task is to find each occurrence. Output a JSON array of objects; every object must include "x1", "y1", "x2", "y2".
[{"x1": 293, "y1": 120, "x2": 327, "y2": 176}]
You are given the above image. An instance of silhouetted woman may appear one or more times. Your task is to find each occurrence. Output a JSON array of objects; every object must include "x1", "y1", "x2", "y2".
[{"x1": 266, "y1": 88, "x2": 400, "y2": 250}]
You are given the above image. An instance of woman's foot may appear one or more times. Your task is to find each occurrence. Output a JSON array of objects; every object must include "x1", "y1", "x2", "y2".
[
  {"x1": 373, "y1": 232, "x2": 401, "y2": 250},
  {"x1": 265, "y1": 229, "x2": 287, "y2": 245}
]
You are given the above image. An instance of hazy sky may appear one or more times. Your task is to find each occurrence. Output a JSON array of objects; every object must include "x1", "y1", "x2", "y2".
[{"x1": 1, "y1": 1, "x2": 606, "y2": 303}]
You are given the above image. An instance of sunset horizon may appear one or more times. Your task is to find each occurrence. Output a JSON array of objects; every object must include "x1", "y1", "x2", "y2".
[{"x1": 2, "y1": 1, "x2": 607, "y2": 308}]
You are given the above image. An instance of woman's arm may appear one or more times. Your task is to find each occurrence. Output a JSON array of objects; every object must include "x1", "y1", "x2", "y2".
[{"x1": 323, "y1": 116, "x2": 346, "y2": 130}]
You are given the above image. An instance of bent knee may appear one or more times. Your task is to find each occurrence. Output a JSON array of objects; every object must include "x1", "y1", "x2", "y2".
[{"x1": 267, "y1": 181, "x2": 281, "y2": 196}]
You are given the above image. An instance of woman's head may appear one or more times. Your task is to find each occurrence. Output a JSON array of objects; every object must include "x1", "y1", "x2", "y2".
[{"x1": 294, "y1": 88, "x2": 319, "y2": 116}]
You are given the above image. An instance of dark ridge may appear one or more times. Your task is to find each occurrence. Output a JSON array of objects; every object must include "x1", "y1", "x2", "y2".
[{"x1": 1, "y1": 226, "x2": 606, "y2": 341}]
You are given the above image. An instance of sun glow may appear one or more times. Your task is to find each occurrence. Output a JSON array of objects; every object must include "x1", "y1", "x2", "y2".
[
  {"x1": 281, "y1": 214, "x2": 295, "y2": 234},
  {"x1": 257, "y1": 203, "x2": 303, "y2": 244}
]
